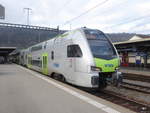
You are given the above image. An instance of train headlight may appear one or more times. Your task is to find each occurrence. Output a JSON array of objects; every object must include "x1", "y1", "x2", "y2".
[
  {"x1": 91, "y1": 66, "x2": 102, "y2": 72},
  {"x1": 115, "y1": 67, "x2": 119, "y2": 71}
]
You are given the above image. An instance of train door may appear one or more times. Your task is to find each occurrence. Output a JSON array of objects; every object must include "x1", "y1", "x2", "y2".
[
  {"x1": 27, "y1": 54, "x2": 32, "y2": 68},
  {"x1": 42, "y1": 53, "x2": 48, "y2": 75},
  {"x1": 66, "y1": 45, "x2": 75, "y2": 82},
  {"x1": 66, "y1": 44, "x2": 83, "y2": 81}
]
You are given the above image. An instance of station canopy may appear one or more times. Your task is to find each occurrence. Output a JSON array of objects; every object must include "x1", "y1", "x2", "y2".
[
  {"x1": 113, "y1": 38, "x2": 150, "y2": 53},
  {"x1": 0, "y1": 47, "x2": 16, "y2": 56}
]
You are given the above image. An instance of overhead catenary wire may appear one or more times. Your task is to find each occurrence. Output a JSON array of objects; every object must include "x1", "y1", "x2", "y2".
[
  {"x1": 61, "y1": 0, "x2": 109, "y2": 26},
  {"x1": 58, "y1": 0, "x2": 127, "y2": 29},
  {"x1": 50, "y1": 0, "x2": 73, "y2": 21},
  {"x1": 129, "y1": 17, "x2": 150, "y2": 30},
  {"x1": 103, "y1": 12, "x2": 150, "y2": 30},
  {"x1": 58, "y1": 0, "x2": 150, "y2": 34},
  {"x1": 57, "y1": 0, "x2": 73, "y2": 15}
]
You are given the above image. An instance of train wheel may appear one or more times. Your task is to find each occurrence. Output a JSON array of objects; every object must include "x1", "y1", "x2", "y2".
[
  {"x1": 61, "y1": 75, "x2": 66, "y2": 82},
  {"x1": 52, "y1": 73, "x2": 66, "y2": 82}
]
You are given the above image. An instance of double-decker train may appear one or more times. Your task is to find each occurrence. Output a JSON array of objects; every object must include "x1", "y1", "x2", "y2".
[{"x1": 19, "y1": 27, "x2": 122, "y2": 88}]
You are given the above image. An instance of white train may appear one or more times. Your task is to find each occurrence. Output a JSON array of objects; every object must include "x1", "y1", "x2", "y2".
[{"x1": 19, "y1": 28, "x2": 122, "y2": 88}]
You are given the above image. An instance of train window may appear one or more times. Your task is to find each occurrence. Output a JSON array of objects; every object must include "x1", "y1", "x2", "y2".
[
  {"x1": 32, "y1": 60, "x2": 42, "y2": 67},
  {"x1": 31, "y1": 45, "x2": 42, "y2": 52},
  {"x1": 84, "y1": 29, "x2": 107, "y2": 40},
  {"x1": 51, "y1": 51, "x2": 54, "y2": 60},
  {"x1": 88, "y1": 40, "x2": 117, "y2": 59},
  {"x1": 67, "y1": 45, "x2": 82, "y2": 57}
]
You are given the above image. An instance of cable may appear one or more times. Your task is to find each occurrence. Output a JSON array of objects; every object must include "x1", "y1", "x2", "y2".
[
  {"x1": 62, "y1": 0, "x2": 109, "y2": 26},
  {"x1": 131, "y1": 18, "x2": 150, "y2": 28},
  {"x1": 57, "y1": 0, "x2": 73, "y2": 14},
  {"x1": 103, "y1": 13, "x2": 150, "y2": 30},
  {"x1": 49, "y1": 0, "x2": 73, "y2": 21}
]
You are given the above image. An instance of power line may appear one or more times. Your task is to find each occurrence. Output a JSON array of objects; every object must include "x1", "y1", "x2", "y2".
[
  {"x1": 93, "y1": 0, "x2": 129, "y2": 18},
  {"x1": 57, "y1": 0, "x2": 73, "y2": 13},
  {"x1": 131, "y1": 17, "x2": 150, "y2": 29},
  {"x1": 50, "y1": 0, "x2": 73, "y2": 21},
  {"x1": 103, "y1": 13, "x2": 150, "y2": 30},
  {"x1": 62, "y1": 0, "x2": 109, "y2": 26}
]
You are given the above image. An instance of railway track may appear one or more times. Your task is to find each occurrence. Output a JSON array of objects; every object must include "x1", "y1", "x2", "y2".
[
  {"x1": 120, "y1": 82, "x2": 150, "y2": 94},
  {"x1": 87, "y1": 89, "x2": 150, "y2": 113},
  {"x1": 123, "y1": 73, "x2": 150, "y2": 83}
]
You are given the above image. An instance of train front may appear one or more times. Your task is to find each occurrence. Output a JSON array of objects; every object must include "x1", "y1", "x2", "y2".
[{"x1": 83, "y1": 28, "x2": 122, "y2": 88}]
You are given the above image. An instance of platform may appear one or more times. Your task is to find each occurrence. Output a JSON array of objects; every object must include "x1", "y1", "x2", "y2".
[
  {"x1": 0, "y1": 64, "x2": 135, "y2": 113},
  {"x1": 120, "y1": 67, "x2": 150, "y2": 76}
]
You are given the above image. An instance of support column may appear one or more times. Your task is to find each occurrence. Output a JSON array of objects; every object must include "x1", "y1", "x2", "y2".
[{"x1": 144, "y1": 52, "x2": 148, "y2": 68}]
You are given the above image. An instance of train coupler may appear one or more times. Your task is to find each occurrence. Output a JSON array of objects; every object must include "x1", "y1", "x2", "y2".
[{"x1": 112, "y1": 71, "x2": 123, "y2": 87}]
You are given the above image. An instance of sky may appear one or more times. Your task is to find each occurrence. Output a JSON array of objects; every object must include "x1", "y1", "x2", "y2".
[{"x1": 0, "y1": 0, "x2": 150, "y2": 34}]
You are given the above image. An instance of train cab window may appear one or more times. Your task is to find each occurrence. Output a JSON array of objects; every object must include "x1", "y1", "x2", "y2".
[
  {"x1": 67, "y1": 45, "x2": 82, "y2": 57},
  {"x1": 84, "y1": 29, "x2": 107, "y2": 40},
  {"x1": 51, "y1": 51, "x2": 54, "y2": 60}
]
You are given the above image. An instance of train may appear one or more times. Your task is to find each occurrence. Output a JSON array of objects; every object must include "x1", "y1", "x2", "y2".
[{"x1": 19, "y1": 27, "x2": 122, "y2": 89}]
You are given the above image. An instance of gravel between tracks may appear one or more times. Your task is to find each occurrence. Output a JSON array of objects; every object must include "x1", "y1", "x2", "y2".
[{"x1": 106, "y1": 85, "x2": 150, "y2": 105}]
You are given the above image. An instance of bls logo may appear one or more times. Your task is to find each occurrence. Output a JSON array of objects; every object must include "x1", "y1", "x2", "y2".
[{"x1": 105, "y1": 64, "x2": 114, "y2": 67}]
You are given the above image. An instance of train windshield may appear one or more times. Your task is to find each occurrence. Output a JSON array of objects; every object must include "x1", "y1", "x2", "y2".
[
  {"x1": 84, "y1": 29, "x2": 117, "y2": 59},
  {"x1": 84, "y1": 29, "x2": 107, "y2": 40}
]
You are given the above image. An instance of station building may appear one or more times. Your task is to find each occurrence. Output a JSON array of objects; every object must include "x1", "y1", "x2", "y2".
[{"x1": 113, "y1": 35, "x2": 150, "y2": 68}]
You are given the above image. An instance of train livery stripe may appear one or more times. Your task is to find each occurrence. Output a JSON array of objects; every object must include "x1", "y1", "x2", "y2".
[
  {"x1": 94, "y1": 58, "x2": 119, "y2": 72},
  {"x1": 42, "y1": 53, "x2": 48, "y2": 75}
]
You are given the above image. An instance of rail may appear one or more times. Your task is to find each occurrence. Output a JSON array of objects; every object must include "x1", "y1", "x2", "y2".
[{"x1": 121, "y1": 82, "x2": 150, "y2": 94}]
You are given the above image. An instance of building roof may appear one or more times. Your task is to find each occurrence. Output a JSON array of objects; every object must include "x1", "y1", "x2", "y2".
[
  {"x1": 113, "y1": 37, "x2": 150, "y2": 45},
  {"x1": 136, "y1": 34, "x2": 150, "y2": 38}
]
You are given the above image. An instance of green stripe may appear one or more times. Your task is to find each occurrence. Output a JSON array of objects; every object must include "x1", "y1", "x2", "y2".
[
  {"x1": 94, "y1": 58, "x2": 119, "y2": 72},
  {"x1": 42, "y1": 53, "x2": 48, "y2": 75}
]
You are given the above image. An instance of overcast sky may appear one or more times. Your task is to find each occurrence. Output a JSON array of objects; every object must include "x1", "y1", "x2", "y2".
[{"x1": 0, "y1": 0, "x2": 150, "y2": 34}]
